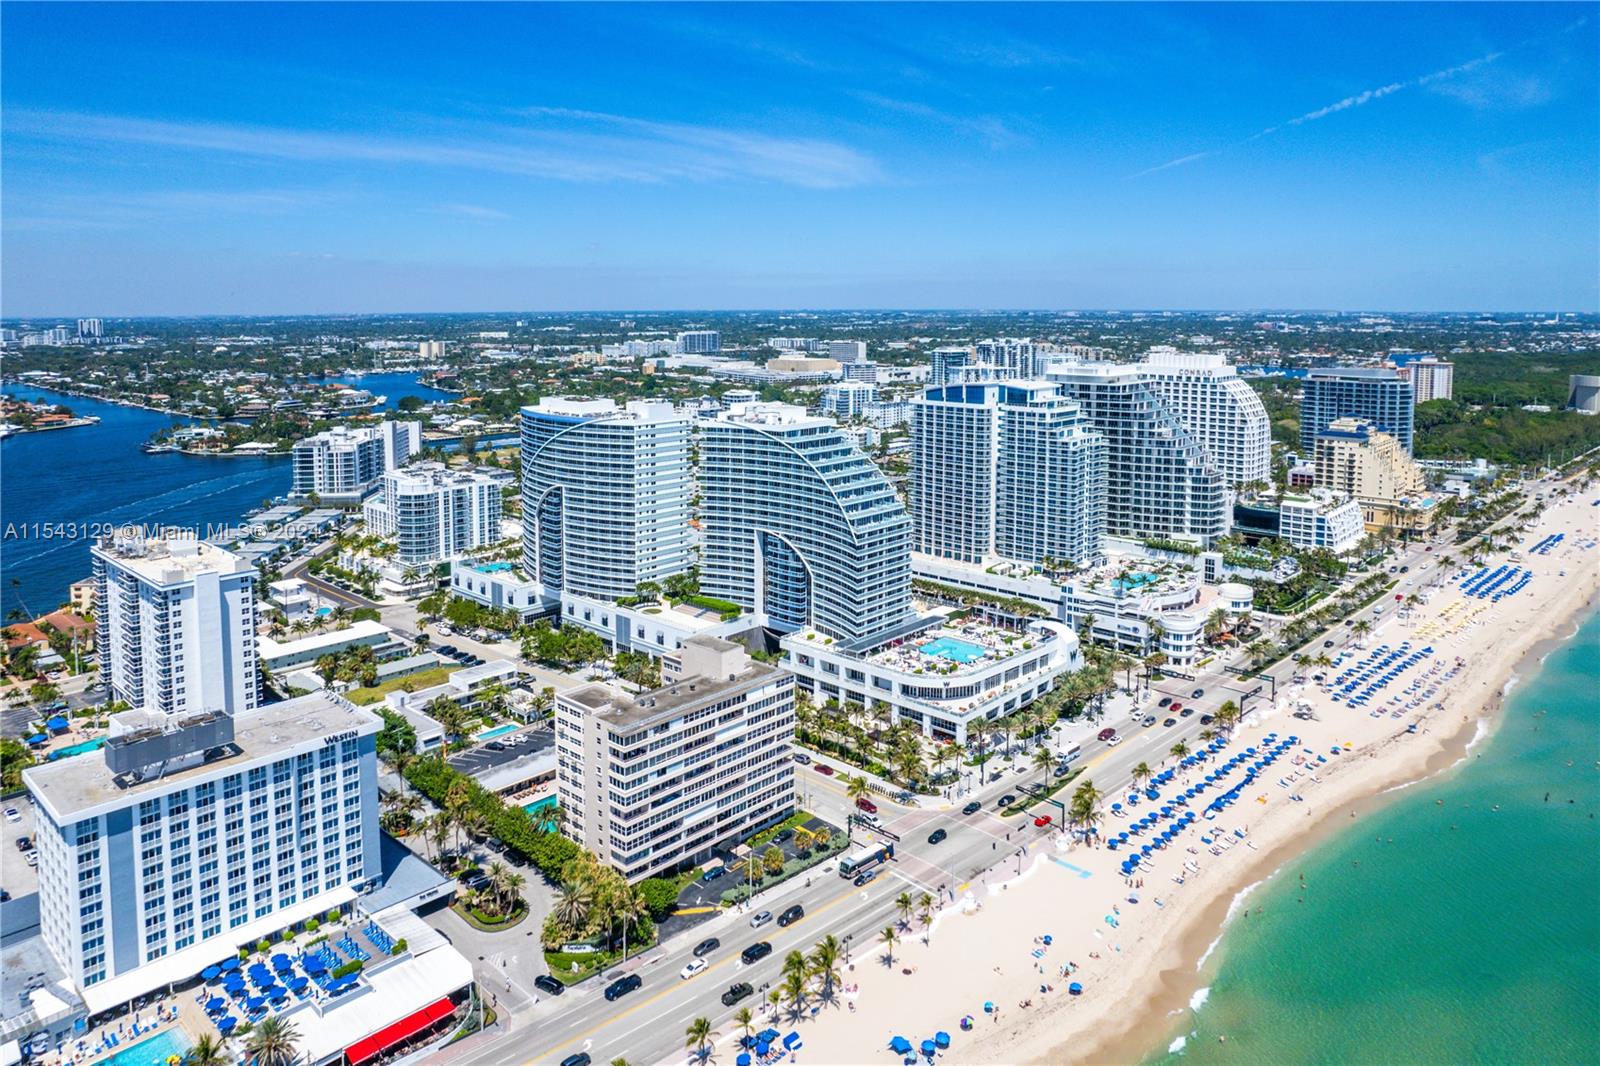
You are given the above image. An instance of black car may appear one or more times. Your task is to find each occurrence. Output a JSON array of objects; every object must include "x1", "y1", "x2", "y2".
[
  {"x1": 485, "y1": 741, "x2": 507, "y2": 752},
  {"x1": 1158, "y1": 696, "x2": 1173, "y2": 707},
  {"x1": 721, "y1": 982, "x2": 755, "y2": 1007},
  {"x1": 693, "y1": 937, "x2": 720, "y2": 957},
  {"x1": 533, "y1": 975, "x2": 565, "y2": 997},
  {"x1": 777, "y1": 904, "x2": 805, "y2": 928},
  {"x1": 559, "y1": 1055, "x2": 591, "y2": 1066},
  {"x1": 962, "y1": 801, "x2": 982, "y2": 815},
  {"x1": 1199, "y1": 714, "x2": 1214, "y2": 725},
  {"x1": 603, "y1": 974, "x2": 642, "y2": 1001},
  {"x1": 1191, "y1": 688, "x2": 1205, "y2": 699},
  {"x1": 997, "y1": 794, "x2": 1016, "y2": 807},
  {"x1": 461, "y1": 872, "x2": 490, "y2": 892},
  {"x1": 15, "y1": 836, "x2": 31, "y2": 852},
  {"x1": 1324, "y1": 639, "x2": 1335, "y2": 647},
  {"x1": 1180, "y1": 707, "x2": 1194, "y2": 718},
  {"x1": 927, "y1": 828, "x2": 947, "y2": 845},
  {"x1": 1162, "y1": 717, "x2": 1177, "y2": 727},
  {"x1": 741, "y1": 942, "x2": 773, "y2": 965},
  {"x1": 774, "y1": 829, "x2": 793, "y2": 844}
]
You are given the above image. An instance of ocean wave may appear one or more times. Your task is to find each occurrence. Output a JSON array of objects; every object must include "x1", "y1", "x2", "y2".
[
  {"x1": 1189, "y1": 986, "x2": 1211, "y2": 1011},
  {"x1": 1168, "y1": 1034, "x2": 1189, "y2": 1054},
  {"x1": 1464, "y1": 718, "x2": 1492, "y2": 754},
  {"x1": 1199, "y1": 876, "x2": 1272, "y2": 969}
]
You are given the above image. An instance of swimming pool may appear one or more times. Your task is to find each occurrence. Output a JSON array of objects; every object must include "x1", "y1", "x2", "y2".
[
  {"x1": 48, "y1": 737, "x2": 107, "y2": 760},
  {"x1": 523, "y1": 795, "x2": 558, "y2": 827},
  {"x1": 315, "y1": 605, "x2": 334, "y2": 617},
  {"x1": 919, "y1": 636, "x2": 987, "y2": 664},
  {"x1": 100, "y1": 1028, "x2": 189, "y2": 1066},
  {"x1": 478, "y1": 724, "x2": 518, "y2": 740},
  {"x1": 1112, "y1": 571, "x2": 1160, "y2": 593},
  {"x1": 471, "y1": 561, "x2": 515, "y2": 573}
]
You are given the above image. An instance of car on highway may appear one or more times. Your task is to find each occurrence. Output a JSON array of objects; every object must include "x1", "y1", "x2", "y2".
[
  {"x1": 680, "y1": 958, "x2": 708, "y2": 980},
  {"x1": 997, "y1": 794, "x2": 1016, "y2": 807},
  {"x1": 814, "y1": 763, "x2": 834, "y2": 776},
  {"x1": 853, "y1": 869, "x2": 880, "y2": 887},
  {"x1": 1180, "y1": 707, "x2": 1195, "y2": 718},
  {"x1": 1106, "y1": 734, "x2": 1122, "y2": 746},
  {"x1": 533, "y1": 975, "x2": 565, "y2": 997},
  {"x1": 721, "y1": 982, "x2": 755, "y2": 1006},
  {"x1": 962, "y1": 801, "x2": 982, "y2": 815},
  {"x1": 559, "y1": 1054, "x2": 591, "y2": 1066},
  {"x1": 741, "y1": 942, "x2": 773, "y2": 965},
  {"x1": 777, "y1": 904, "x2": 805, "y2": 928},
  {"x1": 1141, "y1": 715, "x2": 1157, "y2": 727},
  {"x1": 750, "y1": 910, "x2": 773, "y2": 928},
  {"x1": 1191, "y1": 688, "x2": 1205, "y2": 699},
  {"x1": 1324, "y1": 639, "x2": 1336, "y2": 647},
  {"x1": 1169, "y1": 702, "x2": 1183, "y2": 712},
  {"x1": 1157, "y1": 696, "x2": 1172, "y2": 707},
  {"x1": 3, "y1": 808, "x2": 19, "y2": 824},
  {"x1": 792, "y1": 752, "x2": 811, "y2": 765},
  {"x1": 1033, "y1": 815, "x2": 1052, "y2": 827},
  {"x1": 1097, "y1": 728, "x2": 1117, "y2": 742},
  {"x1": 603, "y1": 974, "x2": 642, "y2": 1001},
  {"x1": 1160, "y1": 717, "x2": 1176, "y2": 727},
  {"x1": 927, "y1": 828, "x2": 947, "y2": 845},
  {"x1": 855, "y1": 797, "x2": 878, "y2": 814},
  {"x1": 693, "y1": 937, "x2": 720, "y2": 957}
]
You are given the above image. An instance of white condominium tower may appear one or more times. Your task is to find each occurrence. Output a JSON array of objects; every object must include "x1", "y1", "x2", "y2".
[
  {"x1": 362, "y1": 461, "x2": 504, "y2": 566},
  {"x1": 92, "y1": 535, "x2": 260, "y2": 718},
  {"x1": 976, "y1": 338, "x2": 1054, "y2": 379},
  {"x1": 521, "y1": 398, "x2": 693, "y2": 602},
  {"x1": 1403, "y1": 357, "x2": 1455, "y2": 404},
  {"x1": 675, "y1": 330, "x2": 721, "y2": 353},
  {"x1": 291, "y1": 421, "x2": 421, "y2": 502},
  {"x1": 929, "y1": 346, "x2": 974, "y2": 386},
  {"x1": 1044, "y1": 361, "x2": 1228, "y2": 545},
  {"x1": 700, "y1": 402, "x2": 913, "y2": 640},
  {"x1": 23, "y1": 692, "x2": 380, "y2": 1005},
  {"x1": 555, "y1": 636, "x2": 794, "y2": 881},
  {"x1": 1139, "y1": 349, "x2": 1271, "y2": 487},
  {"x1": 912, "y1": 379, "x2": 1106, "y2": 568}
]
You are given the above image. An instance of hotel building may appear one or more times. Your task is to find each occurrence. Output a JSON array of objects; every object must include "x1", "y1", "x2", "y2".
[
  {"x1": 1300, "y1": 368, "x2": 1414, "y2": 455},
  {"x1": 521, "y1": 399, "x2": 693, "y2": 602},
  {"x1": 555, "y1": 637, "x2": 795, "y2": 881},
  {"x1": 1313, "y1": 417, "x2": 1433, "y2": 533},
  {"x1": 291, "y1": 422, "x2": 421, "y2": 504},
  {"x1": 1043, "y1": 362, "x2": 1228, "y2": 546},
  {"x1": 93, "y1": 536, "x2": 260, "y2": 718},
  {"x1": 911, "y1": 378, "x2": 1106, "y2": 568},
  {"x1": 699, "y1": 402, "x2": 913, "y2": 641},
  {"x1": 1139, "y1": 349, "x2": 1271, "y2": 487},
  {"x1": 362, "y1": 461, "x2": 503, "y2": 566},
  {"x1": 21, "y1": 692, "x2": 382, "y2": 1011},
  {"x1": 1276, "y1": 489, "x2": 1366, "y2": 555}
]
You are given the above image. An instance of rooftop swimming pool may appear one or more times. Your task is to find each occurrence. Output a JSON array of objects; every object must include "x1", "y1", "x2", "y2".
[
  {"x1": 919, "y1": 636, "x2": 987, "y2": 664},
  {"x1": 101, "y1": 1028, "x2": 189, "y2": 1066},
  {"x1": 478, "y1": 724, "x2": 517, "y2": 740},
  {"x1": 1112, "y1": 570, "x2": 1160, "y2": 593},
  {"x1": 470, "y1": 561, "x2": 515, "y2": 573}
]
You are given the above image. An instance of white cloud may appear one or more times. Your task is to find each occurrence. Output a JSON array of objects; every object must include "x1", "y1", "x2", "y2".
[
  {"x1": 1131, "y1": 151, "x2": 1213, "y2": 178},
  {"x1": 5, "y1": 107, "x2": 882, "y2": 189},
  {"x1": 850, "y1": 91, "x2": 1030, "y2": 149}
]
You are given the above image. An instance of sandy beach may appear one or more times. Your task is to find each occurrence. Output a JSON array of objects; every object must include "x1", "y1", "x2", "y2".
[{"x1": 725, "y1": 484, "x2": 1598, "y2": 1066}]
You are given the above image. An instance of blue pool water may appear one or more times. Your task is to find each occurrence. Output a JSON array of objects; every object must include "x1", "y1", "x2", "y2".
[
  {"x1": 315, "y1": 606, "x2": 334, "y2": 617},
  {"x1": 1113, "y1": 570, "x2": 1160, "y2": 592},
  {"x1": 48, "y1": 737, "x2": 107, "y2": 760},
  {"x1": 478, "y1": 724, "x2": 517, "y2": 740},
  {"x1": 470, "y1": 561, "x2": 515, "y2": 573},
  {"x1": 100, "y1": 1028, "x2": 189, "y2": 1066},
  {"x1": 919, "y1": 636, "x2": 987, "y2": 664}
]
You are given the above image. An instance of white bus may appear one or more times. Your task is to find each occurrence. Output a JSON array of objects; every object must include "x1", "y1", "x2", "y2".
[{"x1": 837, "y1": 842, "x2": 895, "y2": 879}]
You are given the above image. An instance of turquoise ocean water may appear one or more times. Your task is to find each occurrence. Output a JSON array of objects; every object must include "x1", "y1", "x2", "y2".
[{"x1": 1148, "y1": 605, "x2": 1600, "y2": 1066}]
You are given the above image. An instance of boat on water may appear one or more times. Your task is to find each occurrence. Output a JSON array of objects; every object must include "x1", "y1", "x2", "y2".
[{"x1": 141, "y1": 442, "x2": 178, "y2": 453}]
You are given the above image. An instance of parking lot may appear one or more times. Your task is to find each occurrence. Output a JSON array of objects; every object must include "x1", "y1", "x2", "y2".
[
  {"x1": 447, "y1": 726, "x2": 554, "y2": 777},
  {"x1": 1, "y1": 798, "x2": 41, "y2": 898},
  {"x1": 659, "y1": 813, "x2": 844, "y2": 939}
]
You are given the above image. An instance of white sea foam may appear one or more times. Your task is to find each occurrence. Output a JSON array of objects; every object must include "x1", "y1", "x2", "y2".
[
  {"x1": 1189, "y1": 986, "x2": 1211, "y2": 1011},
  {"x1": 1198, "y1": 875, "x2": 1271, "y2": 969},
  {"x1": 1464, "y1": 717, "x2": 1492, "y2": 754},
  {"x1": 1167, "y1": 1034, "x2": 1189, "y2": 1054}
]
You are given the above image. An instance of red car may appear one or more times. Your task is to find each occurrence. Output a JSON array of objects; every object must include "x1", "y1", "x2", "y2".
[
  {"x1": 814, "y1": 764, "x2": 835, "y2": 776},
  {"x1": 856, "y1": 797, "x2": 878, "y2": 814},
  {"x1": 1033, "y1": 815, "x2": 1052, "y2": 828},
  {"x1": 1169, "y1": 702, "x2": 1183, "y2": 712},
  {"x1": 1097, "y1": 728, "x2": 1116, "y2": 742}
]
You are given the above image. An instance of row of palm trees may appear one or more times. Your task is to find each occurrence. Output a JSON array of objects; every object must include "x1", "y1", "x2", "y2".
[
  {"x1": 681, "y1": 933, "x2": 852, "y2": 1060},
  {"x1": 183, "y1": 1014, "x2": 297, "y2": 1066}
]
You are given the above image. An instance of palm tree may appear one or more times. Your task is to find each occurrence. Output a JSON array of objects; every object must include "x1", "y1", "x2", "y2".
[
  {"x1": 244, "y1": 1014, "x2": 300, "y2": 1066},
  {"x1": 1198, "y1": 728, "x2": 1216, "y2": 744},
  {"x1": 1215, "y1": 700, "x2": 1240, "y2": 736},
  {"x1": 685, "y1": 1017, "x2": 716, "y2": 1061},
  {"x1": 917, "y1": 894, "x2": 934, "y2": 942},
  {"x1": 880, "y1": 925, "x2": 899, "y2": 966},
  {"x1": 766, "y1": 988, "x2": 782, "y2": 1022},
  {"x1": 183, "y1": 1034, "x2": 227, "y2": 1066},
  {"x1": 894, "y1": 891, "x2": 914, "y2": 930},
  {"x1": 1031, "y1": 745, "x2": 1055, "y2": 792},
  {"x1": 1070, "y1": 779, "x2": 1102, "y2": 843},
  {"x1": 733, "y1": 1006, "x2": 756, "y2": 1045},
  {"x1": 808, "y1": 935, "x2": 843, "y2": 1000},
  {"x1": 1131, "y1": 762, "x2": 1153, "y2": 789},
  {"x1": 782, "y1": 970, "x2": 807, "y2": 1015},
  {"x1": 1169, "y1": 741, "x2": 1189, "y2": 762},
  {"x1": 552, "y1": 880, "x2": 592, "y2": 935}
]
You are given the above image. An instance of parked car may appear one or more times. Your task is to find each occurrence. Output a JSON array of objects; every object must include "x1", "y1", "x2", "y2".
[
  {"x1": 777, "y1": 905, "x2": 805, "y2": 928},
  {"x1": 680, "y1": 958, "x2": 708, "y2": 980},
  {"x1": 700, "y1": 866, "x2": 725, "y2": 882},
  {"x1": 927, "y1": 828, "x2": 947, "y2": 845},
  {"x1": 559, "y1": 1054, "x2": 591, "y2": 1066},
  {"x1": 461, "y1": 872, "x2": 490, "y2": 892},
  {"x1": 774, "y1": 829, "x2": 793, "y2": 844},
  {"x1": 855, "y1": 797, "x2": 878, "y2": 814},
  {"x1": 485, "y1": 741, "x2": 507, "y2": 752},
  {"x1": 721, "y1": 982, "x2": 755, "y2": 1006},
  {"x1": 603, "y1": 974, "x2": 642, "y2": 1001},
  {"x1": 814, "y1": 764, "x2": 835, "y2": 776},
  {"x1": 1033, "y1": 815, "x2": 1052, "y2": 828},
  {"x1": 3, "y1": 808, "x2": 20, "y2": 824},
  {"x1": 792, "y1": 752, "x2": 812, "y2": 765},
  {"x1": 749, "y1": 910, "x2": 773, "y2": 929},
  {"x1": 15, "y1": 836, "x2": 32, "y2": 852},
  {"x1": 533, "y1": 975, "x2": 565, "y2": 997},
  {"x1": 693, "y1": 937, "x2": 721, "y2": 957},
  {"x1": 997, "y1": 794, "x2": 1016, "y2": 807},
  {"x1": 1097, "y1": 728, "x2": 1117, "y2": 742},
  {"x1": 741, "y1": 942, "x2": 773, "y2": 965},
  {"x1": 962, "y1": 801, "x2": 982, "y2": 816}
]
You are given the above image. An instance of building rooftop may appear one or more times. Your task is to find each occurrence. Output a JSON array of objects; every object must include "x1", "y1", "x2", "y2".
[
  {"x1": 23, "y1": 692, "x2": 381, "y2": 821},
  {"x1": 563, "y1": 653, "x2": 784, "y2": 730},
  {"x1": 257, "y1": 619, "x2": 394, "y2": 661},
  {"x1": 91, "y1": 536, "x2": 252, "y2": 584}
]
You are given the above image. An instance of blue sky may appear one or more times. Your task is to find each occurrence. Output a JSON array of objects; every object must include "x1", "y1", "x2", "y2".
[{"x1": 2, "y1": 3, "x2": 1595, "y2": 314}]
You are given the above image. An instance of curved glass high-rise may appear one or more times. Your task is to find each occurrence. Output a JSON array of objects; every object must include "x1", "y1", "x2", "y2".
[
  {"x1": 521, "y1": 399, "x2": 693, "y2": 602},
  {"x1": 700, "y1": 403, "x2": 912, "y2": 640}
]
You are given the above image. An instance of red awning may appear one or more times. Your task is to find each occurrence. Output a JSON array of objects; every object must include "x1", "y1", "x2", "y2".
[{"x1": 345, "y1": 996, "x2": 456, "y2": 1066}]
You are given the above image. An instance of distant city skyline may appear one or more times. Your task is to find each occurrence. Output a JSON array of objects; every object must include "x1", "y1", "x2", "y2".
[{"x1": 2, "y1": 3, "x2": 1595, "y2": 315}]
